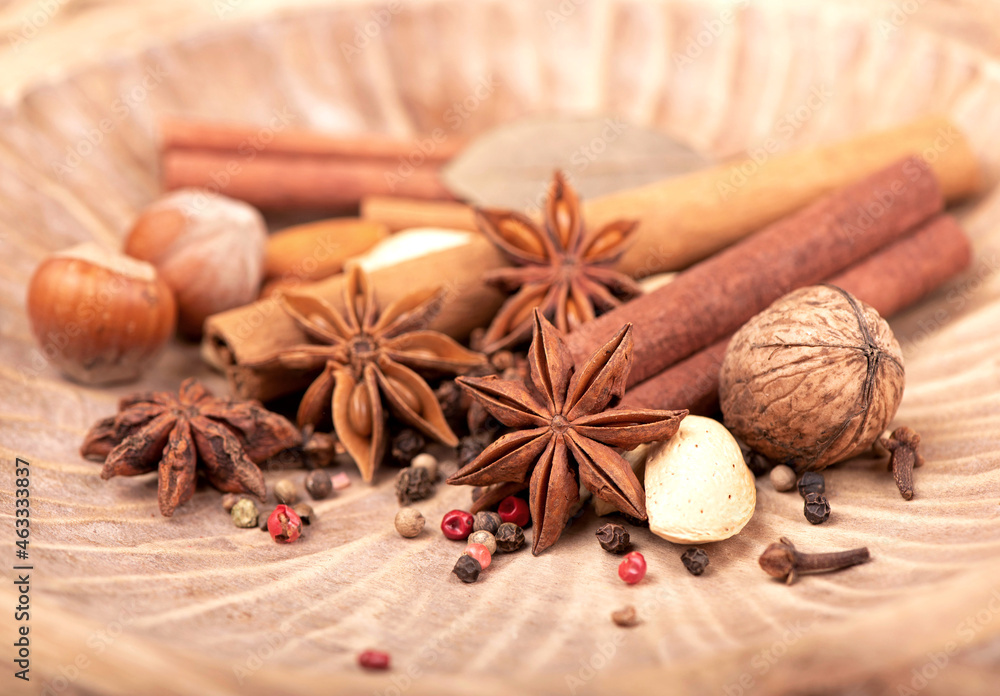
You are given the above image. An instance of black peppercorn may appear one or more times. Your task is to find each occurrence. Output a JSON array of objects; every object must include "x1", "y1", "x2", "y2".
[
  {"x1": 595, "y1": 523, "x2": 630, "y2": 554},
  {"x1": 395, "y1": 466, "x2": 434, "y2": 505},
  {"x1": 803, "y1": 492, "x2": 831, "y2": 524},
  {"x1": 472, "y1": 511, "x2": 502, "y2": 535},
  {"x1": 452, "y1": 554, "x2": 482, "y2": 583},
  {"x1": 495, "y1": 522, "x2": 525, "y2": 553},
  {"x1": 434, "y1": 380, "x2": 465, "y2": 424},
  {"x1": 391, "y1": 428, "x2": 426, "y2": 464},
  {"x1": 797, "y1": 471, "x2": 825, "y2": 498},
  {"x1": 458, "y1": 433, "x2": 490, "y2": 468},
  {"x1": 681, "y1": 548, "x2": 710, "y2": 576}
]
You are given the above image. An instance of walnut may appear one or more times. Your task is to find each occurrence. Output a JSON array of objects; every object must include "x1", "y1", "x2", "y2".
[{"x1": 719, "y1": 285, "x2": 904, "y2": 471}]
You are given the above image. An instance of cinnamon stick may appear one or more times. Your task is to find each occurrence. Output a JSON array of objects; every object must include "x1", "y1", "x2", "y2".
[
  {"x1": 593, "y1": 116, "x2": 980, "y2": 275},
  {"x1": 163, "y1": 150, "x2": 455, "y2": 211},
  {"x1": 622, "y1": 214, "x2": 972, "y2": 413},
  {"x1": 564, "y1": 157, "x2": 943, "y2": 388},
  {"x1": 360, "y1": 196, "x2": 477, "y2": 233},
  {"x1": 356, "y1": 118, "x2": 980, "y2": 272},
  {"x1": 160, "y1": 119, "x2": 466, "y2": 162},
  {"x1": 204, "y1": 234, "x2": 506, "y2": 401},
  {"x1": 161, "y1": 119, "x2": 465, "y2": 210}
]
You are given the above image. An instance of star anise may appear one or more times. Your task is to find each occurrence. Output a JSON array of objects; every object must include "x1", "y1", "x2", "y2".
[
  {"x1": 448, "y1": 311, "x2": 687, "y2": 554},
  {"x1": 80, "y1": 378, "x2": 301, "y2": 516},
  {"x1": 475, "y1": 171, "x2": 642, "y2": 353},
  {"x1": 248, "y1": 266, "x2": 486, "y2": 482}
]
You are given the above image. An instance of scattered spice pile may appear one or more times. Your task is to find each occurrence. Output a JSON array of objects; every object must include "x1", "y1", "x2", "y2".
[{"x1": 27, "y1": 113, "x2": 983, "y2": 668}]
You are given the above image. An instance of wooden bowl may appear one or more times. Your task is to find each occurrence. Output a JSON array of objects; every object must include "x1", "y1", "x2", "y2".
[{"x1": 3, "y1": 1, "x2": 1000, "y2": 694}]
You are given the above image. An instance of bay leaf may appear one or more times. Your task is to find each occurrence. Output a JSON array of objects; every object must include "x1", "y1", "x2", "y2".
[{"x1": 441, "y1": 115, "x2": 713, "y2": 209}]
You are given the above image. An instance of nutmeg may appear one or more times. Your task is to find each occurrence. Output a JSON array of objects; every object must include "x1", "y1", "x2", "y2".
[
  {"x1": 125, "y1": 189, "x2": 266, "y2": 338},
  {"x1": 26, "y1": 242, "x2": 176, "y2": 384},
  {"x1": 719, "y1": 285, "x2": 905, "y2": 471}
]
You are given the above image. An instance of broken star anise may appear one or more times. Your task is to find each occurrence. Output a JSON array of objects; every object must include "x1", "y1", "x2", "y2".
[
  {"x1": 80, "y1": 378, "x2": 301, "y2": 517},
  {"x1": 475, "y1": 171, "x2": 642, "y2": 353},
  {"x1": 448, "y1": 310, "x2": 687, "y2": 554},
  {"x1": 249, "y1": 266, "x2": 486, "y2": 482}
]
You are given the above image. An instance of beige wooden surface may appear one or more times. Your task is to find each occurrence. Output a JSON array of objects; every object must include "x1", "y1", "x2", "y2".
[{"x1": 2, "y1": 1, "x2": 1000, "y2": 695}]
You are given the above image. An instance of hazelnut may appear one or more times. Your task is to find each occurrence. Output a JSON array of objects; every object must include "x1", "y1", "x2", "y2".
[
  {"x1": 125, "y1": 189, "x2": 267, "y2": 338},
  {"x1": 394, "y1": 507, "x2": 425, "y2": 538},
  {"x1": 26, "y1": 242, "x2": 176, "y2": 385},
  {"x1": 644, "y1": 415, "x2": 756, "y2": 544},
  {"x1": 720, "y1": 286, "x2": 904, "y2": 470}
]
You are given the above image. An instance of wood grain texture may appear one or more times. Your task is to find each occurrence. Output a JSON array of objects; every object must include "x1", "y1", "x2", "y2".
[{"x1": 2, "y1": 1, "x2": 1000, "y2": 695}]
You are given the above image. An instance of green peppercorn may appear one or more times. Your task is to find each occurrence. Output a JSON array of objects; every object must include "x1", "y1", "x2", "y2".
[
  {"x1": 231, "y1": 498, "x2": 258, "y2": 528},
  {"x1": 495, "y1": 522, "x2": 525, "y2": 553}
]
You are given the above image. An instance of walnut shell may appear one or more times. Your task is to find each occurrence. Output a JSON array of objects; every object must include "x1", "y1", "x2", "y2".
[{"x1": 719, "y1": 285, "x2": 904, "y2": 471}]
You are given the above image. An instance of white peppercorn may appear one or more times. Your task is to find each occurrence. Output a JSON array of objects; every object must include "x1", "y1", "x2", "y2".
[
  {"x1": 274, "y1": 478, "x2": 297, "y2": 504},
  {"x1": 410, "y1": 452, "x2": 438, "y2": 481},
  {"x1": 769, "y1": 464, "x2": 797, "y2": 492},
  {"x1": 468, "y1": 530, "x2": 497, "y2": 555},
  {"x1": 394, "y1": 507, "x2": 425, "y2": 538}
]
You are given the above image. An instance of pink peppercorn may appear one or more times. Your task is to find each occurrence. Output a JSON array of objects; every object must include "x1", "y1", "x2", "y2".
[
  {"x1": 331, "y1": 472, "x2": 351, "y2": 490},
  {"x1": 358, "y1": 649, "x2": 390, "y2": 670},
  {"x1": 267, "y1": 504, "x2": 302, "y2": 543},
  {"x1": 463, "y1": 542, "x2": 492, "y2": 569},
  {"x1": 498, "y1": 495, "x2": 530, "y2": 527},
  {"x1": 441, "y1": 510, "x2": 474, "y2": 540},
  {"x1": 618, "y1": 551, "x2": 647, "y2": 584}
]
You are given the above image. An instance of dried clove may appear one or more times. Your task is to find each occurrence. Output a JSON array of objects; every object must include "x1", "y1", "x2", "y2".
[
  {"x1": 880, "y1": 426, "x2": 925, "y2": 500},
  {"x1": 803, "y1": 492, "x2": 831, "y2": 524},
  {"x1": 759, "y1": 537, "x2": 870, "y2": 584},
  {"x1": 680, "y1": 548, "x2": 710, "y2": 576},
  {"x1": 595, "y1": 523, "x2": 631, "y2": 554},
  {"x1": 797, "y1": 471, "x2": 825, "y2": 498}
]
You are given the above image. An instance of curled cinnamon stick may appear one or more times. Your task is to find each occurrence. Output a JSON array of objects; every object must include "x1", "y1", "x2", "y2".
[
  {"x1": 622, "y1": 214, "x2": 972, "y2": 412},
  {"x1": 205, "y1": 234, "x2": 506, "y2": 401},
  {"x1": 357, "y1": 117, "x2": 980, "y2": 272},
  {"x1": 161, "y1": 119, "x2": 463, "y2": 210},
  {"x1": 565, "y1": 157, "x2": 943, "y2": 388}
]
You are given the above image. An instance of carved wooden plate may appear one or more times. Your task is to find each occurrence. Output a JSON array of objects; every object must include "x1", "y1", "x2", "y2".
[{"x1": 2, "y1": 1, "x2": 1000, "y2": 694}]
